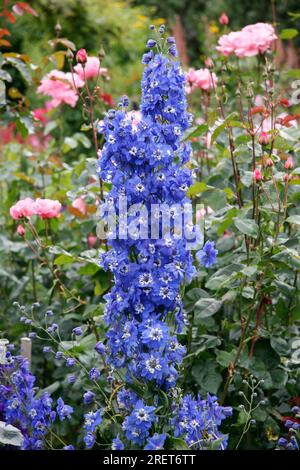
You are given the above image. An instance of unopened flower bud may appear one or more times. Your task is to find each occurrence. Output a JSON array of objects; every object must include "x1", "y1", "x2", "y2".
[
  {"x1": 17, "y1": 224, "x2": 25, "y2": 236},
  {"x1": 66, "y1": 49, "x2": 74, "y2": 61},
  {"x1": 76, "y1": 48, "x2": 87, "y2": 64},
  {"x1": 259, "y1": 131, "x2": 269, "y2": 145},
  {"x1": 266, "y1": 158, "x2": 273, "y2": 167},
  {"x1": 55, "y1": 21, "x2": 62, "y2": 37},
  {"x1": 205, "y1": 57, "x2": 214, "y2": 69},
  {"x1": 98, "y1": 46, "x2": 105, "y2": 60},
  {"x1": 219, "y1": 12, "x2": 229, "y2": 25},
  {"x1": 147, "y1": 39, "x2": 156, "y2": 48},
  {"x1": 253, "y1": 168, "x2": 262, "y2": 182},
  {"x1": 284, "y1": 157, "x2": 294, "y2": 170}
]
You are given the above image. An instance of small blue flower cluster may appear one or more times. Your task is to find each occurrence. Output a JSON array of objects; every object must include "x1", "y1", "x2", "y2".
[
  {"x1": 0, "y1": 352, "x2": 73, "y2": 449},
  {"x1": 277, "y1": 407, "x2": 300, "y2": 450},
  {"x1": 112, "y1": 388, "x2": 166, "y2": 449},
  {"x1": 171, "y1": 393, "x2": 232, "y2": 450},
  {"x1": 83, "y1": 408, "x2": 103, "y2": 449},
  {"x1": 98, "y1": 33, "x2": 198, "y2": 390}
]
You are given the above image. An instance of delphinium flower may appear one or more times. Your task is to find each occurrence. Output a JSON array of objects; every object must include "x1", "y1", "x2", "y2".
[
  {"x1": 144, "y1": 432, "x2": 166, "y2": 450},
  {"x1": 122, "y1": 400, "x2": 156, "y2": 446},
  {"x1": 171, "y1": 393, "x2": 232, "y2": 449},
  {"x1": 83, "y1": 408, "x2": 103, "y2": 449},
  {"x1": 56, "y1": 398, "x2": 73, "y2": 421},
  {"x1": 0, "y1": 351, "x2": 73, "y2": 449},
  {"x1": 98, "y1": 26, "x2": 197, "y2": 394},
  {"x1": 97, "y1": 27, "x2": 229, "y2": 450},
  {"x1": 277, "y1": 407, "x2": 300, "y2": 450},
  {"x1": 196, "y1": 240, "x2": 218, "y2": 268}
]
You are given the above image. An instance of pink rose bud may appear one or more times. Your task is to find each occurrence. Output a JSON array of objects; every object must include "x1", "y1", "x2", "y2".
[
  {"x1": 284, "y1": 173, "x2": 291, "y2": 182},
  {"x1": 76, "y1": 48, "x2": 88, "y2": 64},
  {"x1": 204, "y1": 57, "x2": 214, "y2": 69},
  {"x1": 284, "y1": 157, "x2": 294, "y2": 169},
  {"x1": 72, "y1": 197, "x2": 87, "y2": 216},
  {"x1": 219, "y1": 13, "x2": 229, "y2": 25},
  {"x1": 259, "y1": 131, "x2": 269, "y2": 145},
  {"x1": 17, "y1": 225, "x2": 25, "y2": 236},
  {"x1": 253, "y1": 168, "x2": 262, "y2": 182},
  {"x1": 266, "y1": 158, "x2": 273, "y2": 167},
  {"x1": 87, "y1": 234, "x2": 97, "y2": 248}
]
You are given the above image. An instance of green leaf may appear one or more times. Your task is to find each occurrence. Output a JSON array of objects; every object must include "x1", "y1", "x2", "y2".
[
  {"x1": 168, "y1": 437, "x2": 189, "y2": 450},
  {"x1": 286, "y1": 215, "x2": 300, "y2": 225},
  {"x1": 234, "y1": 218, "x2": 259, "y2": 238},
  {"x1": 192, "y1": 359, "x2": 223, "y2": 394},
  {"x1": 0, "y1": 69, "x2": 12, "y2": 82},
  {"x1": 5, "y1": 57, "x2": 32, "y2": 83},
  {"x1": 183, "y1": 123, "x2": 208, "y2": 141},
  {"x1": 44, "y1": 121, "x2": 57, "y2": 136},
  {"x1": 54, "y1": 254, "x2": 74, "y2": 265},
  {"x1": 206, "y1": 263, "x2": 244, "y2": 290},
  {"x1": 194, "y1": 297, "x2": 222, "y2": 320},
  {"x1": 207, "y1": 436, "x2": 228, "y2": 450},
  {"x1": 271, "y1": 248, "x2": 300, "y2": 269},
  {"x1": 216, "y1": 349, "x2": 236, "y2": 368},
  {"x1": 211, "y1": 112, "x2": 239, "y2": 144},
  {"x1": 79, "y1": 263, "x2": 100, "y2": 275},
  {"x1": 62, "y1": 137, "x2": 78, "y2": 153},
  {"x1": 270, "y1": 337, "x2": 289, "y2": 356},
  {"x1": 187, "y1": 181, "x2": 208, "y2": 197},
  {"x1": 15, "y1": 116, "x2": 34, "y2": 138},
  {"x1": 270, "y1": 369, "x2": 288, "y2": 388},
  {"x1": 0, "y1": 421, "x2": 23, "y2": 447},
  {"x1": 184, "y1": 287, "x2": 210, "y2": 312},
  {"x1": 280, "y1": 28, "x2": 299, "y2": 39},
  {"x1": 0, "y1": 79, "x2": 5, "y2": 106}
]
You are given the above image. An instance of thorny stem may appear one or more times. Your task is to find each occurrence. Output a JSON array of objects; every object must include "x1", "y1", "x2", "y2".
[
  {"x1": 220, "y1": 292, "x2": 258, "y2": 404},
  {"x1": 209, "y1": 69, "x2": 243, "y2": 208},
  {"x1": 70, "y1": 61, "x2": 104, "y2": 199}
]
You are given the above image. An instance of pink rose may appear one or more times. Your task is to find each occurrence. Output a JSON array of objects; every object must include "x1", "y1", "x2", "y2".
[
  {"x1": 76, "y1": 48, "x2": 88, "y2": 64},
  {"x1": 74, "y1": 57, "x2": 109, "y2": 80},
  {"x1": 34, "y1": 198, "x2": 62, "y2": 219},
  {"x1": 37, "y1": 70, "x2": 84, "y2": 108},
  {"x1": 10, "y1": 198, "x2": 36, "y2": 220},
  {"x1": 217, "y1": 23, "x2": 277, "y2": 58},
  {"x1": 186, "y1": 68, "x2": 217, "y2": 93}
]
